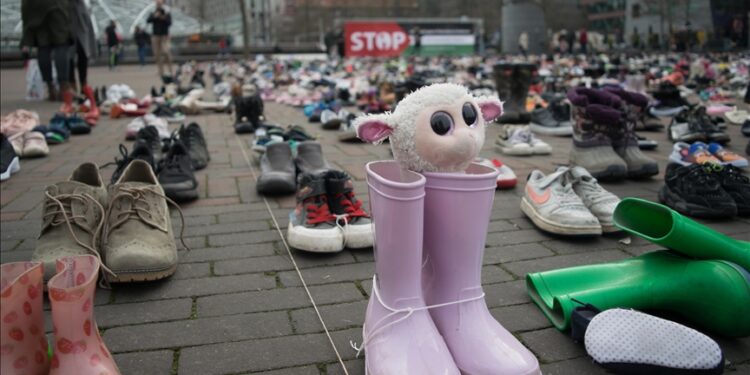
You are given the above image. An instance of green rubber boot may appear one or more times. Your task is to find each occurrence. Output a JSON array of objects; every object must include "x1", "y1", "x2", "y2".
[
  {"x1": 614, "y1": 198, "x2": 750, "y2": 271},
  {"x1": 526, "y1": 251, "x2": 750, "y2": 337}
]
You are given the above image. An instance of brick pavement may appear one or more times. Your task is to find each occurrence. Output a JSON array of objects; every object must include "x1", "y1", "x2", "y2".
[{"x1": 1, "y1": 65, "x2": 749, "y2": 374}]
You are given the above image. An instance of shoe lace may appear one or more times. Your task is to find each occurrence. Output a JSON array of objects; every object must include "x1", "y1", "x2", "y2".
[
  {"x1": 349, "y1": 275, "x2": 485, "y2": 358},
  {"x1": 100, "y1": 144, "x2": 131, "y2": 184},
  {"x1": 43, "y1": 191, "x2": 115, "y2": 279},
  {"x1": 102, "y1": 185, "x2": 190, "y2": 251},
  {"x1": 304, "y1": 196, "x2": 336, "y2": 225}
]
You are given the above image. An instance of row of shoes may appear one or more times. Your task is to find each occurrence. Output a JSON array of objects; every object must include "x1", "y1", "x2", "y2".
[
  {"x1": 668, "y1": 106, "x2": 730, "y2": 144},
  {"x1": 660, "y1": 163, "x2": 750, "y2": 219},
  {"x1": 31, "y1": 161, "x2": 184, "y2": 283},
  {"x1": 568, "y1": 87, "x2": 659, "y2": 180},
  {"x1": 522, "y1": 166, "x2": 621, "y2": 236},
  {"x1": 670, "y1": 142, "x2": 747, "y2": 168},
  {"x1": 495, "y1": 125, "x2": 551, "y2": 156},
  {"x1": 107, "y1": 123, "x2": 209, "y2": 202},
  {"x1": 287, "y1": 170, "x2": 373, "y2": 252},
  {"x1": 1, "y1": 256, "x2": 120, "y2": 374}
]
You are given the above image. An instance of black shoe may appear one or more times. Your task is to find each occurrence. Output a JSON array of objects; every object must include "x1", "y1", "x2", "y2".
[
  {"x1": 669, "y1": 110, "x2": 706, "y2": 143},
  {"x1": 136, "y1": 125, "x2": 164, "y2": 163},
  {"x1": 107, "y1": 143, "x2": 156, "y2": 185},
  {"x1": 67, "y1": 115, "x2": 91, "y2": 135},
  {"x1": 178, "y1": 123, "x2": 209, "y2": 170},
  {"x1": 234, "y1": 94, "x2": 264, "y2": 127},
  {"x1": 742, "y1": 119, "x2": 750, "y2": 137},
  {"x1": 652, "y1": 82, "x2": 689, "y2": 109},
  {"x1": 158, "y1": 139, "x2": 198, "y2": 202},
  {"x1": 716, "y1": 165, "x2": 750, "y2": 216},
  {"x1": 691, "y1": 107, "x2": 730, "y2": 144},
  {"x1": 658, "y1": 163, "x2": 737, "y2": 218},
  {"x1": 636, "y1": 135, "x2": 658, "y2": 150},
  {"x1": 1, "y1": 134, "x2": 20, "y2": 182}
]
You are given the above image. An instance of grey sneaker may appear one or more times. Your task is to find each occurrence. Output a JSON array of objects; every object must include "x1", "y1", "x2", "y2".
[
  {"x1": 287, "y1": 173, "x2": 343, "y2": 252},
  {"x1": 325, "y1": 170, "x2": 373, "y2": 249},
  {"x1": 529, "y1": 104, "x2": 572, "y2": 136},
  {"x1": 32, "y1": 163, "x2": 108, "y2": 281},
  {"x1": 521, "y1": 168, "x2": 602, "y2": 235},
  {"x1": 257, "y1": 142, "x2": 296, "y2": 195},
  {"x1": 567, "y1": 166, "x2": 621, "y2": 232},
  {"x1": 495, "y1": 126, "x2": 533, "y2": 155},
  {"x1": 295, "y1": 141, "x2": 331, "y2": 174},
  {"x1": 103, "y1": 160, "x2": 180, "y2": 283}
]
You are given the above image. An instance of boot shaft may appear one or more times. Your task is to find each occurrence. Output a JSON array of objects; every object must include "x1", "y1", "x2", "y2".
[
  {"x1": 422, "y1": 163, "x2": 498, "y2": 297},
  {"x1": 1, "y1": 262, "x2": 49, "y2": 375},
  {"x1": 366, "y1": 161, "x2": 426, "y2": 304}
]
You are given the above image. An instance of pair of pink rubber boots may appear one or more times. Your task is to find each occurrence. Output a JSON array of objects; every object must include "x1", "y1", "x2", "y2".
[
  {"x1": 359, "y1": 161, "x2": 541, "y2": 375},
  {"x1": 1, "y1": 255, "x2": 119, "y2": 375}
]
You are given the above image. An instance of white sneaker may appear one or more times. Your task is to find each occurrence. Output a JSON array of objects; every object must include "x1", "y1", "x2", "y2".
[
  {"x1": 474, "y1": 158, "x2": 517, "y2": 189},
  {"x1": 496, "y1": 126, "x2": 533, "y2": 155},
  {"x1": 143, "y1": 114, "x2": 171, "y2": 140},
  {"x1": 567, "y1": 166, "x2": 621, "y2": 232},
  {"x1": 521, "y1": 167, "x2": 602, "y2": 235},
  {"x1": 526, "y1": 130, "x2": 552, "y2": 155},
  {"x1": 125, "y1": 117, "x2": 146, "y2": 140}
]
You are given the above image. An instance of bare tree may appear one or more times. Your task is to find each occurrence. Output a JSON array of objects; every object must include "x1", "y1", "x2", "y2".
[{"x1": 238, "y1": 0, "x2": 250, "y2": 57}]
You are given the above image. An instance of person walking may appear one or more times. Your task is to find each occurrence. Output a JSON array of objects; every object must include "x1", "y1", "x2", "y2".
[
  {"x1": 105, "y1": 20, "x2": 120, "y2": 70},
  {"x1": 68, "y1": 0, "x2": 99, "y2": 124},
  {"x1": 147, "y1": 0, "x2": 174, "y2": 80},
  {"x1": 20, "y1": 0, "x2": 72, "y2": 104},
  {"x1": 579, "y1": 28, "x2": 588, "y2": 54},
  {"x1": 134, "y1": 26, "x2": 150, "y2": 66}
]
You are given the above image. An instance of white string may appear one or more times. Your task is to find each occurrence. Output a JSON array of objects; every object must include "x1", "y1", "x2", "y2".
[
  {"x1": 234, "y1": 134, "x2": 350, "y2": 375},
  {"x1": 334, "y1": 214, "x2": 349, "y2": 248},
  {"x1": 349, "y1": 275, "x2": 486, "y2": 358}
]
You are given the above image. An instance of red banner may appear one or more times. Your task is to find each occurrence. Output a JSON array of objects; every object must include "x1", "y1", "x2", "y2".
[{"x1": 344, "y1": 22, "x2": 410, "y2": 57}]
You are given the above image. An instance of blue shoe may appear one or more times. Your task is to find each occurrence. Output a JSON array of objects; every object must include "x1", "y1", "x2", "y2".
[
  {"x1": 67, "y1": 114, "x2": 91, "y2": 135},
  {"x1": 46, "y1": 114, "x2": 70, "y2": 144}
]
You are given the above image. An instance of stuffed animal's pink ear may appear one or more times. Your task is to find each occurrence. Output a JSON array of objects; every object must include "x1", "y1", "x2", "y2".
[
  {"x1": 354, "y1": 114, "x2": 394, "y2": 143},
  {"x1": 476, "y1": 97, "x2": 504, "y2": 122}
]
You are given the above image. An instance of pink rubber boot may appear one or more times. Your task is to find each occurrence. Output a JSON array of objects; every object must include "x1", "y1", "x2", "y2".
[
  {"x1": 48, "y1": 255, "x2": 120, "y2": 375},
  {"x1": 358, "y1": 161, "x2": 459, "y2": 375},
  {"x1": 1, "y1": 261, "x2": 49, "y2": 375},
  {"x1": 422, "y1": 163, "x2": 541, "y2": 375}
]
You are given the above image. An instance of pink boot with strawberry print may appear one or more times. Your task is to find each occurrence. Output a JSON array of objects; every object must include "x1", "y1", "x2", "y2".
[
  {"x1": 48, "y1": 255, "x2": 120, "y2": 375},
  {"x1": 1, "y1": 261, "x2": 49, "y2": 375}
]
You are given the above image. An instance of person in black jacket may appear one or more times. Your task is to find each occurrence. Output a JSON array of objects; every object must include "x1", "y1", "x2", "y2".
[
  {"x1": 147, "y1": 0, "x2": 173, "y2": 78},
  {"x1": 134, "y1": 26, "x2": 150, "y2": 66}
]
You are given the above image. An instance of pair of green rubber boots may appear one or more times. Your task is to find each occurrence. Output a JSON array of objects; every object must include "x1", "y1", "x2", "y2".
[{"x1": 527, "y1": 198, "x2": 750, "y2": 338}]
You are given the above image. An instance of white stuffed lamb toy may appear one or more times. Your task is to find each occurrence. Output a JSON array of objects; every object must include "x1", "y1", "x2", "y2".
[{"x1": 353, "y1": 83, "x2": 503, "y2": 173}]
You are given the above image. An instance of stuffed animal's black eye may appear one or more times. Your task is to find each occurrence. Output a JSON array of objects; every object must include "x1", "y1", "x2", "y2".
[
  {"x1": 462, "y1": 103, "x2": 478, "y2": 126},
  {"x1": 430, "y1": 112, "x2": 453, "y2": 135}
]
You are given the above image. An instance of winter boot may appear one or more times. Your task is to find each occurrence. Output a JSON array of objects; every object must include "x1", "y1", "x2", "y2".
[
  {"x1": 0, "y1": 261, "x2": 49, "y2": 375},
  {"x1": 234, "y1": 94, "x2": 264, "y2": 128},
  {"x1": 49, "y1": 255, "x2": 120, "y2": 374},
  {"x1": 422, "y1": 163, "x2": 541, "y2": 375},
  {"x1": 526, "y1": 250, "x2": 750, "y2": 338},
  {"x1": 494, "y1": 63, "x2": 534, "y2": 124},
  {"x1": 603, "y1": 88, "x2": 659, "y2": 178},
  {"x1": 324, "y1": 170, "x2": 373, "y2": 249},
  {"x1": 82, "y1": 85, "x2": 100, "y2": 126},
  {"x1": 59, "y1": 82, "x2": 75, "y2": 115},
  {"x1": 567, "y1": 87, "x2": 627, "y2": 180},
  {"x1": 31, "y1": 163, "x2": 108, "y2": 281},
  {"x1": 357, "y1": 160, "x2": 459, "y2": 375},
  {"x1": 614, "y1": 198, "x2": 750, "y2": 271}
]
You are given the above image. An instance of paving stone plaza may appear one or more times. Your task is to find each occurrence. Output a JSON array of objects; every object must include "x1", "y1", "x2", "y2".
[{"x1": 1, "y1": 63, "x2": 749, "y2": 375}]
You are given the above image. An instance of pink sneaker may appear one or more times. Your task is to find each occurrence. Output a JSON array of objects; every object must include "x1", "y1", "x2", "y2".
[{"x1": 475, "y1": 158, "x2": 518, "y2": 189}]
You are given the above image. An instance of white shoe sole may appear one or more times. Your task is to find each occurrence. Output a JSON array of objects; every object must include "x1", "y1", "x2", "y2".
[
  {"x1": 344, "y1": 223, "x2": 373, "y2": 249},
  {"x1": 530, "y1": 145, "x2": 552, "y2": 155},
  {"x1": 1, "y1": 157, "x2": 20, "y2": 181},
  {"x1": 529, "y1": 123, "x2": 573, "y2": 136},
  {"x1": 495, "y1": 143, "x2": 533, "y2": 156},
  {"x1": 521, "y1": 197, "x2": 602, "y2": 235},
  {"x1": 287, "y1": 222, "x2": 344, "y2": 253}
]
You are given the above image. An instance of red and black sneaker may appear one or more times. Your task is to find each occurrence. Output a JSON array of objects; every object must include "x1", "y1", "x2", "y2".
[
  {"x1": 287, "y1": 173, "x2": 343, "y2": 252},
  {"x1": 325, "y1": 170, "x2": 373, "y2": 249}
]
